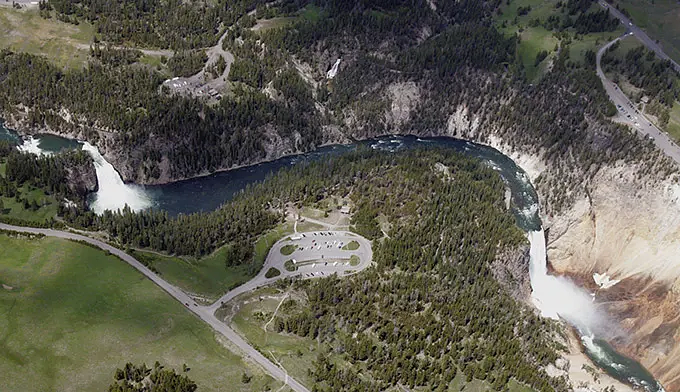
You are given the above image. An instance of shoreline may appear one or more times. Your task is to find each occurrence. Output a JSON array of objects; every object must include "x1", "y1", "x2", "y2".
[{"x1": 2, "y1": 118, "x2": 667, "y2": 390}]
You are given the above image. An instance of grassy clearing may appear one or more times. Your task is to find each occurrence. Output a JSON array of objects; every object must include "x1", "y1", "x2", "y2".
[
  {"x1": 0, "y1": 185, "x2": 59, "y2": 224},
  {"x1": 667, "y1": 101, "x2": 680, "y2": 141},
  {"x1": 131, "y1": 221, "x2": 293, "y2": 301},
  {"x1": 0, "y1": 7, "x2": 93, "y2": 68},
  {"x1": 265, "y1": 267, "x2": 281, "y2": 278},
  {"x1": 296, "y1": 220, "x2": 324, "y2": 232},
  {"x1": 495, "y1": 0, "x2": 560, "y2": 82},
  {"x1": 342, "y1": 240, "x2": 359, "y2": 251},
  {"x1": 0, "y1": 159, "x2": 58, "y2": 224},
  {"x1": 130, "y1": 247, "x2": 254, "y2": 302},
  {"x1": 349, "y1": 255, "x2": 360, "y2": 266},
  {"x1": 495, "y1": 0, "x2": 625, "y2": 80},
  {"x1": 284, "y1": 259, "x2": 296, "y2": 271},
  {"x1": 0, "y1": 234, "x2": 280, "y2": 392},
  {"x1": 568, "y1": 29, "x2": 624, "y2": 63},
  {"x1": 615, "y1": 0, "x2": 680, "y2": 64},
  {"x1": 230, "y1": 290, "x2": 322, "y2": 389},
  {"x1": 254, "y1": 222, "x2": 294, "y2": 265},
  {"x1": 280, "y1": 244, "x2": 296, "y2": 256}
]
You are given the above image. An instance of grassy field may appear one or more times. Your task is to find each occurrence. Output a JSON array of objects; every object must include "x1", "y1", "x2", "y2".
[
  {"x1": 341, "y1": 240, "x2": 359, "y2": 250},
  {"x1": 0, "y1": 233, "x2": 281, "y2": 392},
  {"x1": 0, "y1": 7, "x2": 93, "y2": 68},
  {"x1": 0, "y1": 155, "x2": 58, "y2": 222},
  {"x1": 280, "y1": 244, "x2": 296, "y2": 255},
  {"x1": 615, "y1": 0, "x2": 680, "y2": 64},
  {"x1": 229, "y1": 288, "x2": 329, "y2": 389},
  {"x1": 0, "y1": 158, "x2": 61, "y2": 224},
  {"x1": 0, "y1": 186, "x2": 59, "y2": 224},
  {"x1": 132, "y1": 221, "x2": 294, "y2": 301},
  {"x1": 495, "y1": 0, "x2": 624, "y2": 80}
]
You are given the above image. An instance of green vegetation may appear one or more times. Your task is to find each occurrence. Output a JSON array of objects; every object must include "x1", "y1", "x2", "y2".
[
  {"x1": 0, "y1": 142, "x2": 93, "y2": 225},
  {"x1": 349, "y1": 255, "x2": 359, "y2": 267},
  {"x1": 280, "y1": 244, "x2": 296, "y2": 255},
  {"x1": 253, "y1": 222, "x2": 293, "y2": 266},
  {"x1": 614, "y1": 0, "x2": 680, "y2": 64},
  {"x1": 495, "y1": 0, "x2": 623, "y2": 80},
  {"x1": 108, "y1": 362, "x2": 197, "y2": 392},
  {"x1": 167, "y1": 50, "x2": 207, "y2": 77},
  {"x1": 341, "y1": 240, "x2": 359, "y2": 251},
  {"x1": 230, "y1": 290, "x2": 319, "y2": 388},
  {"x1": 130, "y1": 247, "x2": 256, "y2": 302},
  {"x1": 211, "y1": 149, "x2": 568, "y2": 391},
  {"x1": 125, "y1": 221, "x2": 293, "y2": 300},
  {"x1": 0, "y1": 185, "x2": 58, "y2": 224},
  {"x1": 233, "y1": 289, "x2": 538, "y2": 391},
  {"x1": 602, "y1": 35, "x2": 680, "y2": 141},
  {"x1": 0, "y1": 233, "x2": 278, "y2": 391},
  {"x1": 284, "y1": 259, "x2": 296, "y2": 271},
  {"x1": 0, "y1": 7, "x2": 93, "y2": 68},
  {"x1": 265, "y1": 267, "x2": 281, "y2": 279}
]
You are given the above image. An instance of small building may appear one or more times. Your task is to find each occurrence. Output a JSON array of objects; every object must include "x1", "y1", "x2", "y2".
[
  {"x1": 641, "y1": 95, "x2": 650, "y2": 104},
  {"x1": 340, "y1": 206, "x2": 351, "y2": 214}
]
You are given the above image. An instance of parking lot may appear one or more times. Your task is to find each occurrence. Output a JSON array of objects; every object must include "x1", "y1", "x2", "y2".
[{"x1": 266, "y1": 231, "x2": 372, "y2": 280}]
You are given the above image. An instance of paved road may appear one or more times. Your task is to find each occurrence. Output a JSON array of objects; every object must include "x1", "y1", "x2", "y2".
[
  {"x1": 206, "y1": 231, "x2": 373, "y2": 313},
  {"x1": 599, "y1": 1, "x2": 680, "y2": 73},
  {"x1": 75, "y1": 43, "x2": 174, "y2": 58},
  {"x1": 0, "y1": 223, "x2": 310, "y2": 392},
  {"x1": 596, "y1": 35, "x2": 680, "y2": 164}
]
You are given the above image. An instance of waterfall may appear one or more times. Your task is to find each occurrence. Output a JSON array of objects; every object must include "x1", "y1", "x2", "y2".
[
  {"x1": 81, "y1": 142, "x2": 153, "y2": 214},
  {"x1": 528, "y1": 229, "x2": 603, "y2": 332},
  {"x1": 528, "y1": 229, "x2": 665, "y2": 392}
]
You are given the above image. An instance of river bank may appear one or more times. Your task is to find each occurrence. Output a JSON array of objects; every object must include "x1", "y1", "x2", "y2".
[{"x1": 1, "y1": 119, "x2": 670, "y2": 391}]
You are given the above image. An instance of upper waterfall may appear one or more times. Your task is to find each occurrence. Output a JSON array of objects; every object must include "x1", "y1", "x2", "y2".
[{"x1": 81, "y1": 142, "x2": 153, "y2": 214}]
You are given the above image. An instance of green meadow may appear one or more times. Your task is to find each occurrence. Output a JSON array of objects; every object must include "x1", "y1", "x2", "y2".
[{"x1": 0, "y1": 233, "x2": 281, "y2": 391}]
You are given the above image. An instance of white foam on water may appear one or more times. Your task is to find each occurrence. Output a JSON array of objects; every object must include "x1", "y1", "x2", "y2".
[
  {"x1": 17, "y1": 136, "x2": 50, "y2": 156},
  {"x1": 521, "y1": 203, "x2": 539, "y2": 220},
  {"x1": 81, "y1": 142, "x2": 153, "y2": 214}
]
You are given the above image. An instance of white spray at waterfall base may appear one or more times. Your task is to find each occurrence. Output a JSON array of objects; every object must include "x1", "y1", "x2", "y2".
[
  {"x1": 81, "y1": 142, "x2": 153, "y2": 214},
  {"x1": 528, "y1": 230, "x2": 605, "y2": 335},
  {"x1": 17, "y1": 136, "x2": 49, "y2": 155}
]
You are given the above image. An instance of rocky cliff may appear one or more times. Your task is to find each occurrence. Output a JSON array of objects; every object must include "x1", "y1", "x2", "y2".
[
  {"x1": 4, "y1": 47, "x2": 679, "y2": 389},
  {"x1": 545, "y1": 164, "x2": 680, "y2": 391}
]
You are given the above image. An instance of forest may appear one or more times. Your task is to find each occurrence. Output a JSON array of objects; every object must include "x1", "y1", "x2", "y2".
[
  {"x1": 602, "y1": 42, "x2": 680, "y2": 107},
  {"x1": 56, "y1": 147, "x2": 568, "y2": 391},
  {"x1": 227, "y1": 148, "x2": 567, "y2": 391},
  {"x1": 108, "y1": 362, "x2": 197, "y2": 392},
  {"x1": 0, "y1": 141, "x2": 94, "y2": 209},
  {"x1": 0, "y1": 0, "x2": 670, "y2": 195}
]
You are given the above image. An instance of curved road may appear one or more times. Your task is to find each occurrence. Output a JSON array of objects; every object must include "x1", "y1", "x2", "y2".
[
  {"x1": 598, "y1": 1, "x2": 680, "y2": 73},
  {"x1": 596, "y1": 35, "x2": 680, "y2": 165},
  {"x1": 207, "y1": 231, "x2": 373, "y2": 313},
  {"x1": 0, "y1": 223, "x2": 311, "y2": 392}
]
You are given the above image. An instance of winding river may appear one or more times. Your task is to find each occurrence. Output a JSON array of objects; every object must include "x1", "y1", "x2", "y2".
[{"x1": 0, "y1": 122, "x2": 665, "y2": 391}]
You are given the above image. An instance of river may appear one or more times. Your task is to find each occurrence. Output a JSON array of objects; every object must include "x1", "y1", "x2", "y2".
[{"x1": 0, "y1": 122, "x2": 664, "y2": 391}]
